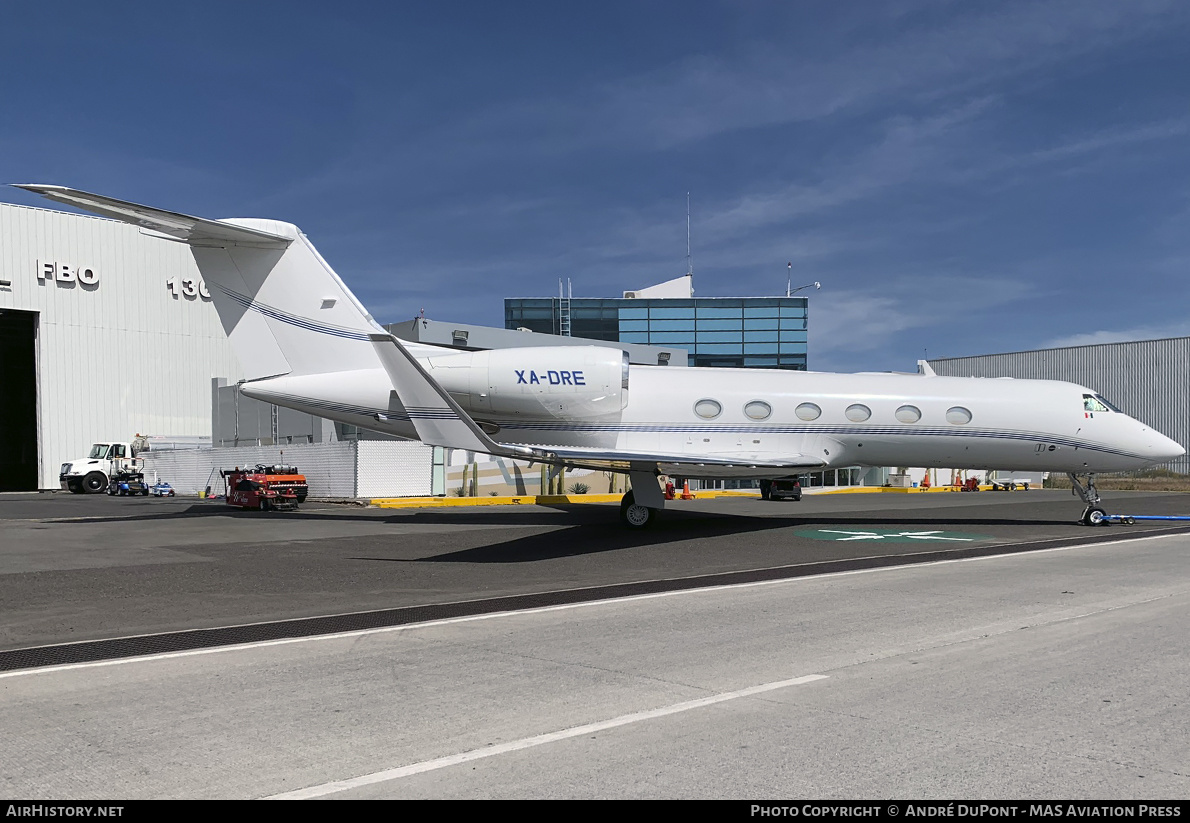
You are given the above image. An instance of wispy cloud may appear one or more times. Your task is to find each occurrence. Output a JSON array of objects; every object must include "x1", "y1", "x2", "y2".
[
  {"x1": 458, "y1": 0, "x2": 1186, "y2": 152},
  {"x1": 810, "y1": 275, "x2": 1039, "y2": 371},
  {"x1": 1041, "y1": 322, "x2": 1190, "y2": 349},
  {"x1": 264, "y1": 0, "x2": 1189, "y2": 204},
  {"x1": 698, "y1": 98, "x2": 998, "y2": 239}
]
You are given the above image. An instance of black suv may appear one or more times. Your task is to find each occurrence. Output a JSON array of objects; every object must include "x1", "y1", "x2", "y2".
[{"x1": 760, "y1": 477, "x2": 802, "y2": 501}]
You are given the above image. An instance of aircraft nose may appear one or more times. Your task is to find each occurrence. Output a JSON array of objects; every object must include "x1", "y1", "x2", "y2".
[{"x1": 1149, "y1": 431, "x2": 1185, "y2": 463}]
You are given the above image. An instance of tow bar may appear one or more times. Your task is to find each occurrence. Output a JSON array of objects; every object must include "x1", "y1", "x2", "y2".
[{"x1": 1100, "y1": 514, "x2": 1190, "y2": 525}]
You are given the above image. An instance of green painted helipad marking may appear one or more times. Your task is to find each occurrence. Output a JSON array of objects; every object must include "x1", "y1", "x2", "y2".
[{"x1": 794, "y1": 528, "x2": 994, "y2": 542}]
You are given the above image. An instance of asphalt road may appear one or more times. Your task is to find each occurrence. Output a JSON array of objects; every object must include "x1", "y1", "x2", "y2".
[
  {"x1": 2, "y1": 489, "x2": 1189, "y2": 655},
  {"x1": 1, "y1": 525, "x2": 1186, "y2": 799}
]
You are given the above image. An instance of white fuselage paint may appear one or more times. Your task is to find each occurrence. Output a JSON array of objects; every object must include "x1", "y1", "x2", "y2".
[{"x1": 239, "y1": 343, "x2": 1184, "y2": 478}]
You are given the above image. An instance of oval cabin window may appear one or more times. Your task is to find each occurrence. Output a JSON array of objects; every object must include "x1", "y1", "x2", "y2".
[
  {"x1": 895, "y1": 405, "x2": 921, "y2": 424},
  {"x1": 845, "y1": 404, "x2": 871, "y2": 423},
  {"x1": 946, "y1": 406, "x2": 972, "y2": 425},
  {"x1": 744, "y1": 401, "x2": 772, "y2": 421},
  {"x1": 694, "y1": 399, "x2": 722, "y2": 419},
  {"x1": 795, "y1": 402, "x2": 821, "y2": 421}
]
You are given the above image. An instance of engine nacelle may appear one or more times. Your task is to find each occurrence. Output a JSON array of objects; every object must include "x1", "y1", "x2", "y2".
[{"x1": 425, "y1": 346, "x2": 628, "y2": 421}]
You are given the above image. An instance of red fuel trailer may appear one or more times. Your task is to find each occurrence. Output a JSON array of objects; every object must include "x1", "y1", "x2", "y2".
[{"x1": 220, "y1": 465, "x2": 306, "y2": 511}]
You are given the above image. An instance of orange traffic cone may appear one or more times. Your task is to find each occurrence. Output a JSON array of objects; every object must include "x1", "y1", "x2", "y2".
[{"x1": 682, "y1": 480, "x2": 694, "y2": 499}]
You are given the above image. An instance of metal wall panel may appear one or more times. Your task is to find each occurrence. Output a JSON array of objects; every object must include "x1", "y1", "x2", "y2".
[
  {"x1": 356, "y1": 441, "x2": 435, "y2": 498},
  {"x1": 142, "y1": 442, "x2": 361, "y2": 497},
  {"x1": 930, "y1": 338, "x2": 1190, "y2": 473},
  {"x1": 0, "y1": 202, "x2": 244, "y2": 488}
]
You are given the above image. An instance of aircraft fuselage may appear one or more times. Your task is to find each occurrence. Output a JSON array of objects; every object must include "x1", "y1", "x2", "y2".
[{"x1": 240, "y1": 350, "x2": 1180, "y2": 477}]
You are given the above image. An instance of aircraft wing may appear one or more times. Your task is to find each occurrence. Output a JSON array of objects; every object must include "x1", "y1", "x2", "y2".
[
  {"x1": 369, "y1": 333, "x2": 823, "y2": 473},
  {"x1": 13, "y1": 185, "x2": 291, "y2": 248},
  {"x1": 522, "y1": 445, "x2": 823, "y2": 473}
]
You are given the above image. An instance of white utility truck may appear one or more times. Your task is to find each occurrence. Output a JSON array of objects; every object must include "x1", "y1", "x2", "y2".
[{"x1": 59, "y1": 436, "x2": 209, "y2": 494}]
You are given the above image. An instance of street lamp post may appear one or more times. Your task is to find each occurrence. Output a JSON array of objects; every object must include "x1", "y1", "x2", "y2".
[{"x1": 786, "y1": 262, "x2": 821, "y2": 297}]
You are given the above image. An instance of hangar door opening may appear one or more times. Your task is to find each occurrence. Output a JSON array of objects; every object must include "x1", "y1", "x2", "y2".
[{"x1": 0, "y1": 310, "x2": 38, "y2": 491}]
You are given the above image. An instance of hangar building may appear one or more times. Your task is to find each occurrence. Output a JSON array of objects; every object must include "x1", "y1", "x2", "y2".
[{"x1": 0, "y1": 201, "x2": 242, "y2": 492}]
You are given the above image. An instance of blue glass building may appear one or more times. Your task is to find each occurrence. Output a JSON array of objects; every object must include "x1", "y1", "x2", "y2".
[{"x1": 504, "y1": 294, "x2": 809, "y2": 370}]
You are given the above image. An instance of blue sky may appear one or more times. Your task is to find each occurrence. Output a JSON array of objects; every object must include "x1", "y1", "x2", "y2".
[{"x1": 6, "y1": 1, "x2": 1190, "y2": 372}]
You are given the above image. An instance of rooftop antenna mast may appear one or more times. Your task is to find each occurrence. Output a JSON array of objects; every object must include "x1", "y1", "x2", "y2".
[{"x1": 686, "y1": 192, "x2": 693, "y2": 280}]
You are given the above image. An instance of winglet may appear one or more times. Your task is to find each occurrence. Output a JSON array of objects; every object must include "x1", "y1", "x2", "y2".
[
  {"x1": 917, "y1": 359, "x2": 937, "y2": 377},
  {"x1": 369, "y1": 332, "x2": 533, "y2": 458}
]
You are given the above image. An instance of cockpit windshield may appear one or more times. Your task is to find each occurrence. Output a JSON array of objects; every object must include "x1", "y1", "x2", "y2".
[
  {"x1": 88, "y1": 444, "x2": 111, "y2": 459},
  {"x1": 1096, "y1": 394, "x2": 1124, "y2": 413},
  {"x1": 1083, "y1": 394, "x2": 1119, "y2": 413}
]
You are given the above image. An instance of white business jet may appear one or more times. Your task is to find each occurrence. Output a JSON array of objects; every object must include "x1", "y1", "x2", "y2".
[{"x1": 17, "y1": 185, "x2": 1185, "y2": 528}]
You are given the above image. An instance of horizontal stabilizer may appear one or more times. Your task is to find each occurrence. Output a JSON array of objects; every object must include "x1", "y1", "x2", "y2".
[{"x1": 13, "y1": 185, "x2": 291, "y2": 248}]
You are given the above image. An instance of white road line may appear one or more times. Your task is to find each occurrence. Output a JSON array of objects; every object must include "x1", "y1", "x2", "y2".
[
  {"x1": 264, "y1": 673, "x2": 829, "y2": 799},
  {"x1": 0, "y1": 531, "x2": 1179, "y2": 680}
]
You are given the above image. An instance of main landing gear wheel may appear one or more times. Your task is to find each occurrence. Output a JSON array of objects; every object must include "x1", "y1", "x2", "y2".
[
  {"x1": 620, "y1": 490, "x2": 655, "y2": 529},
  {"x1": 1082, "y1": 507, "x2": 1107, "y2": 527}
]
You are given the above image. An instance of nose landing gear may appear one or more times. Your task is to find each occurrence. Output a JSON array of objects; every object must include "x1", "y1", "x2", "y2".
[{"x1": 1068, "y1": 472, "x2": 1107, "y2": 526}]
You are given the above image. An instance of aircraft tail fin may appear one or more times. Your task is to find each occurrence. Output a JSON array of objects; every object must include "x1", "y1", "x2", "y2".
[{"x1": 15, "y1": 185, "x2": 385, "y2": 381}]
